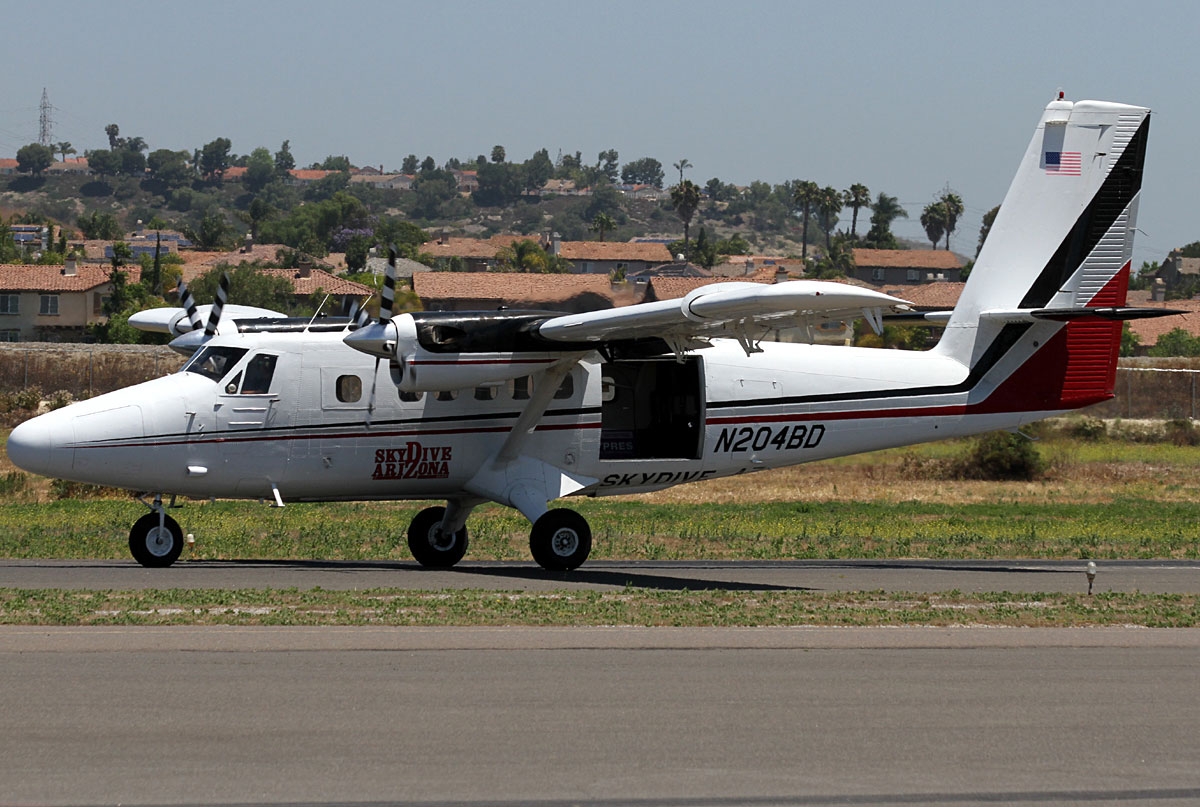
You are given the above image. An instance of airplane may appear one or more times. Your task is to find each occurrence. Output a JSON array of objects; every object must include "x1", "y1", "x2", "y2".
[{"x1": 6, "y1": 94, "x2": 1176, "y2": 572}]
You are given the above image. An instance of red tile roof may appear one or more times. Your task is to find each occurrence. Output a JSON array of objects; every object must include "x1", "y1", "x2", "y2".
[
  {"x1": 0, "y1": 263, "x2": 141, "y2": 292},
  {"x1": 853, "y1": 248, "x2": 963, "y2": 270},
  {"x1": 420, "y1": 235, "x2": 528, "y2": 261},
  {"x1": 555, "y1": 241, "x2": 673, "y2": 263},
  {"x1": 414, "y1": 272, "x2": 640, "y2": 309}
]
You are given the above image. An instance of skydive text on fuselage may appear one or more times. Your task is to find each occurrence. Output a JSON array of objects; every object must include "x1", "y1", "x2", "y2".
[
  {"x1": 712, "y1": 424, "x2": 825, "y2": 453},
  {"x1": 600, "y1": 469, "x2": 719, "y2": 488},
  {"x1": 372, "y1": 442, "x2": 452, "y2": 480}
]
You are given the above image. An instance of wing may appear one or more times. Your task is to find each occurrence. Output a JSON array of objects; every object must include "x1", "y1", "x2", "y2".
[
  {"x1": 128, "y1": 304, "x2": 289, "y2": 336},
  {"x1": 536, "y1": 280, "x2": 912, "y2": 352}
]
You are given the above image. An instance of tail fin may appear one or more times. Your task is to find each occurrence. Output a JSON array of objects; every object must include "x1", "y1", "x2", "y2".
[{"x1": 936, "y1": 95, "x2": 1150, "y2": 412}]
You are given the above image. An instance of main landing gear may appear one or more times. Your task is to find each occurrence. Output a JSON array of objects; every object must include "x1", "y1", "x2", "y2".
[{"x1": 404, "y1": 505, "x2": 592, "y2": 572}]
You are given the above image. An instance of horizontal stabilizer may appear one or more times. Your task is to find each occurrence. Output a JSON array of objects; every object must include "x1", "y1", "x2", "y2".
[
  {"x1": 980, "y1": 306, "x2": 1185, "y2": 324},
  {"x1": 128, "y1": 304, "x2": 289, "y2": 336}
]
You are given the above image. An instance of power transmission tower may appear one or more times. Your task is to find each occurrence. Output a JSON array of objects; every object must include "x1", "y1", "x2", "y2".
[{"x1": 38, "y1": 88, "x2": 52, "y2": 147}]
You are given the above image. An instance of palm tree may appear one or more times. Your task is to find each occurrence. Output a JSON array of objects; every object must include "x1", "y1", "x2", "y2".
[
  {"x1": 670, "y1": 180, "x2": 702, "y2": 248},
  {"x1": 792, "y1": 180, "x2": 820, "y2": 262},
  {"x1": 53, "y1": 141, "x2": 75, "y2": 163},
  {"x1": 673, "y1": 158, "x2": 692, "y2": 185},
  {"x1": 921, "y1": 201, "x2": 947, "y2": 249},
  {"x1": 816, "y1": 186, "x2": 843, "y2": 250},
  {"x1": 865, "y1": 192, "x2": 908, "y2": 249},
  {"x1": 842, "y1": 183, "x2": 870, "y2": 238},
  {"x1": 939, "y1": 191, "x2": 964, "y2": 250},
  {"x1": 589, "y1": 212, "x2": 616, "y2": 242}
]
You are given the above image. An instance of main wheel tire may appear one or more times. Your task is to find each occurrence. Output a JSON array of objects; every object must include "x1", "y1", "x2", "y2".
[
  {"x1": 530, "y1": 509, "x2": 592, "y2": 571},
  {"x1": 407, "y1": 506, "x2": 469, "y2": 568},
  {"x1": 129, "y1": 512, "x2": 184, "y2": 568}
]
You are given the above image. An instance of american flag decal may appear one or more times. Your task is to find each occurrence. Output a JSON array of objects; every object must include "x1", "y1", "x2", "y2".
[{"x1": 1045, "y1": 151, "x2": 1082, "y2": 176}]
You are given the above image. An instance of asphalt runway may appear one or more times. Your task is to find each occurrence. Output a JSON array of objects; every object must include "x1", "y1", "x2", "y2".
[
  {"x1": 2, "y1": 557, "x2": 1199, "y2": 594},
  {"x1": 2, "y1": 626, "x2": 1199, "y2": 806}
]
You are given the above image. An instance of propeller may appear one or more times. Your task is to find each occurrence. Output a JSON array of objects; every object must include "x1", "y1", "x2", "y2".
[
  {"x1": 342, "y1": 246, "x2": 402, "y2": 426},
  {"x1": 204, "y1": 272, "x2": 231, "y2": 338},
  {"x1": 177, "y1": 278, "x2": 204, "y2": 331}
]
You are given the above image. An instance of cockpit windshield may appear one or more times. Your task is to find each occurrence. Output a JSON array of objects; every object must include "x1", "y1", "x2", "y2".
[{"x1": 182, "y1": 346, "x2": 248, "y2": 382}]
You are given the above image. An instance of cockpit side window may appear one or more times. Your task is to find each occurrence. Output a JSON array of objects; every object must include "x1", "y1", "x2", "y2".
[
  {"x1": 240, "y1": 353, "x2": 278, "y2": 394},
  {"x1": 183, "y1": 346, "x2": 248, "y2": 382}
]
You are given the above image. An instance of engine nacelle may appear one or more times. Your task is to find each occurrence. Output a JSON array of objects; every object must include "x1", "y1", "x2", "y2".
[{"x1": 346, "y1": 311, "x2": 580, "y2": 393}]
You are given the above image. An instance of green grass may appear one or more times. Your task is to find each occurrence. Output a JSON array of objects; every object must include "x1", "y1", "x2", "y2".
[
  {"x1": 1, "y1": 587, "x2": 1196, "y2": 627},
  {"x1": 1, "y1": 496, "x2": 1197, "y2": 562}
]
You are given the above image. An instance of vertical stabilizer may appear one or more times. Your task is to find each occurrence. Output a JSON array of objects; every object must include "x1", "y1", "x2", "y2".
[
  {"x1": 937, "y1": 96, "x2": 1149, "y2": 378},
  {"x1": 936, "y1": 95, "x2": 1142, "y2": 369}
]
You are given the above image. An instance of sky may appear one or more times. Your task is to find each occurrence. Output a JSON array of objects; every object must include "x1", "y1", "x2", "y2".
[{"x1": 0, "y1": 0, "x2": 1196, "y2": 267}]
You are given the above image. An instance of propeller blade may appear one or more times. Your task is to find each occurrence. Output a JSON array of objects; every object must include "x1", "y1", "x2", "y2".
[
  {"x1": 204, "y1": 272, "x2": 230, "y2": 338},
  {"x1": 177, "y1": 279, "x2": 203, "y2": 331},
  {"x1": 380, "y1": 245, "x2": 397, "y2": 324}
]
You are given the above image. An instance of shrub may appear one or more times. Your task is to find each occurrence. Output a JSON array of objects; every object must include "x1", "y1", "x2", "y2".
[
  {"x1": 1068, "y1": 416, "x2": 1107, "y2": 441},
  {"x1": 1163, "y1": 418, "x2": 1200, "y2": 446},
  {"x1": 0, "y1": 471, "x2": 27, "y2": 497},
  {"x1": 954, "y1": 431, "x2": 1045, "y2": 481},
  {"x1": 47, "y1": 390, "x2": 74, "y2": 410},
  {"x1": 12, "y1": 386, "x2": 42, "y2": 411}
]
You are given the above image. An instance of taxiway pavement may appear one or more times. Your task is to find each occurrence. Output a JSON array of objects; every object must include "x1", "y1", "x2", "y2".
[{"x1": 2, "y1": 625, "x2": 1199, "y2": 806}]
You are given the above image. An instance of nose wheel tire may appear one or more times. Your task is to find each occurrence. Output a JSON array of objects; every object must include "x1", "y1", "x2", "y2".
[
  {"x1": 407, "y1": 506, "x2": 470, "y2": 568},
  {"x1": 530, "y1": 509, "x2": 592, "y2": 571},
  {"x1": 129, "y1": 512, "x2": 184, "y2": 568}
]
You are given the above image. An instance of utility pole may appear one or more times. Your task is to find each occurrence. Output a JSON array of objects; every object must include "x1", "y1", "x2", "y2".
[{"x1": 38, "y1": 88, "x2": 52, "y2": 147}]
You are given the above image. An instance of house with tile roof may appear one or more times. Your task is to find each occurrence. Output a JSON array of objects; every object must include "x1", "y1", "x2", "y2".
[
  {"x1": 851, "y1": 248, "x2": 965, "y2": 285},
  {"x1": 0, "y1": 158, "x2": 19, "y2": 175},
  {"x1": 413, "y1": 272, "x2": 644, "y2": 314},
  {"x1": 0, "y1": 261, "x2": 142, "y2": 341},
  {"x1": 419, "y1": 234, "x2": 674, "y2": 276}
]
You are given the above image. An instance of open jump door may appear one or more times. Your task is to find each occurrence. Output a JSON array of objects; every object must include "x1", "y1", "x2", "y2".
[{"x1": 599, "y1": 357, "x2": 704, "y2": 460}]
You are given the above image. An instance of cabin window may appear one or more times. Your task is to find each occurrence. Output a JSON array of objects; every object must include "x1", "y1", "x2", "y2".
[
  {"x1": 474, "y1": 385, "x2": 497, "y2": 401},
  {"x1": 241, "y1": 353, "x2": 278, "y2": 394},
  {"x1": 399, "y1": 390, "x2": 423, "y2": 403},
  {"x1": 554, "y1": 373, "x2": 574, "y2": 399},
  {"x1": 0, "y1": 294, "x2": 18, "y2": 315},
  {"x1": 39, "y1": 295, "x2": 59, "y2": 315},
  {"x1": 184, "y1": 346, "x2": 248, "y2": 382},
  {"x1": 436, "y1": 389, "x2": 458, "y2": 402},
  {"x1": 510, "y1": 376, "x2": 531, "y2": 400},
  {"x1": 336, "y1": 374, "x2": 363, "y2": 403}
]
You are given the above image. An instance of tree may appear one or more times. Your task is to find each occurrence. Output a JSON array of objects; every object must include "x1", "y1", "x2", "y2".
[
  {"x1": 320, "y1": 155, "x2": 351, "y2": 172},
  {"x1": 597, "y1": 149, "x2": 619, "y2": 183},
  {"x1": 196, "y1": 208, "x2": 232, "y2": 249},
  {"x1": 523, "y1": 148, "x2": 554, "y2": 195},
  {"x1": 76, "y1": 210, "x2": 122, "y2": 240},
  {"x1": 16, "y1": 143, "x2": 54, "y2": 176},
  {"x1": 670, "y1": 179, "x2": 702, "y2": 247},
  {"x1": 190, "y1": 264, "x2": 297, "y2": 314},
  {"x1": 402, "y1": 154, "x2": 419, "y2": 174},
  {"x1": 842, "y1": 183, "x2": 871, "y2": 238},
  {"x1": 119, "y1": 149, "x2": 146, "y2": 176},
  {"x1": 420, "y1": 156, "x2": 436, "y2": 173},
  {"x1": 673, "y1": 158, "x2": 692, "y2": 184},
  {"x1": 53, "y1": 141, "x2": 75, "y2": 163},
  {"x1": 620, "y1": 157, "x2": 664, "y2": 188},
  {"x1": 147, "y1": 149, "x2": 193, "y2": 188},
  {"x1": 496, "y1": 238, "x2": 551, "y2": 272},
  {"x1": 816, "y1": 186, "x2": 843, "y2": 250},
  {"x1": 863, "y1": 192, "x2": 908, "y2": 249},
  {"x1": 244, "y1": 147, "x2": 276, "y2": 193},
  {"x1": 274, "y1": 140, "x2": 295, "y2": 175},
  {"x1": 920, "y1": 201, "x2": 947, "y2": 249},
  {"x1": 977, "y1": 205, "x2": 1000, "y2": 257},
  {"x1": 791, "y1": 180, "x2": 820, "y2": 262},
  {"x1": 198, "y1": 137, "x2": 233, "y2": 181},
  {"x1": 105, "y1": 123, "x2": 123, "y2": 150},
  {"x1": 589, "y1": 212, "x2": 616, "y2": 241},
  {"x1": 474, "y1": 162, "x2": 525, "y2": 206},
  {"x1": 491, "y1": 145, "x2": 506, "y2": 164},
  {"x1": 939, "y1": 190, "x2": 964, "y2": 250}
]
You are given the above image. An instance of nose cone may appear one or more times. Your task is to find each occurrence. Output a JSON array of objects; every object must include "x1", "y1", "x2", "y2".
[
  {"x1": 6, "y1": 413, "x2": 68, "y2": 478},
  {"x1": 344, "y1": 320, "x2": 398, "y2": 360}
]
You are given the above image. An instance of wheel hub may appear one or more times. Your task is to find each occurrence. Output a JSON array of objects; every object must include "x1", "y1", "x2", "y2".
[
  {"x1": 551, "y1": 528, "x2": 579, "y2": 557},
  {"x1": 146, "y1": 526, "x2": 174, "y2": 557}
]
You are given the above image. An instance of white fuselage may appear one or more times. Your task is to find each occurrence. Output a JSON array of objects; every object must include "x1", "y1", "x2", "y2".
[{"x1": 8, "y1": 327, "x2": 1061, "y2": 503}]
